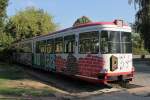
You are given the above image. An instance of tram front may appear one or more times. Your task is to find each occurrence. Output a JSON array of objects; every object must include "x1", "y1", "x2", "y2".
[{"x1": 99, "y1": 22, "x2": 134, "y2": 83}]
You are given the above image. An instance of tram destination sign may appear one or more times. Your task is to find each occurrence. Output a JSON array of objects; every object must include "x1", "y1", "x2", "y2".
[{"x1": 73, "y1": 16, "x2": 92, "y2": 27}]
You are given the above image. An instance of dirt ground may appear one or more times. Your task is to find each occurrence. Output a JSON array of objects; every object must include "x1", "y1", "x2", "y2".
[{"x1": 0, "y1": 59, "x2": 150, "y2": 100}]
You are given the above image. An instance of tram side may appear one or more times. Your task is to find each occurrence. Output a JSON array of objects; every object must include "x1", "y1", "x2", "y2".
[{"x1": 13, "y1": 20, "x2": 134, "y2": 84}]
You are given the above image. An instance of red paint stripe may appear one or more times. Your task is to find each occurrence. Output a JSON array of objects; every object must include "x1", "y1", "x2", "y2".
[
  {"x1": 76, "y1": 75, "x2": 106, "y2": 84},
  {"x1": 73, "y1": 22, "x2": 115, "y2": 29},
  {"x1": 106, "y1": 71, "x2": 134, "y2": 76}
]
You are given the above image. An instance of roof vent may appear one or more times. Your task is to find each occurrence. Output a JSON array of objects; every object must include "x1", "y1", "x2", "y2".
[{"x1": 114, "y1": 19, "x2": 124, "y2": 27}]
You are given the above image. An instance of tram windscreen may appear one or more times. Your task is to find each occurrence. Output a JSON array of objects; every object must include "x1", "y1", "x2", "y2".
[{"x1": 100, "y1": 31, "x2": 132, "y2": 54}]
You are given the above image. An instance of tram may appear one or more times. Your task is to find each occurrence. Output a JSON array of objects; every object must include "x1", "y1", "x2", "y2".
[{"x1": 13, "y1": 16, "x2": 134, "y2": 84}]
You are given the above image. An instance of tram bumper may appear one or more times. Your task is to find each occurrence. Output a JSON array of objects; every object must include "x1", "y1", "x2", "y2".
[{"x1": 98, "y1": 71, "x2": 134, "y2": 82}]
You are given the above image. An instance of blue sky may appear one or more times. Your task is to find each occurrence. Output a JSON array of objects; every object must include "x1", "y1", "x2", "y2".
[{"x1": 7, "y1": 0, "x2": 137, "y2": 29}]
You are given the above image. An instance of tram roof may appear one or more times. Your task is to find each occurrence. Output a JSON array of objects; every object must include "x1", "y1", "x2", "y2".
[
  {"x1": 17, "y1": 19, "x2": 130, "y2": 43},
  {"x1": 35, "y1": 20, "x2": 129, "y2": 37}
]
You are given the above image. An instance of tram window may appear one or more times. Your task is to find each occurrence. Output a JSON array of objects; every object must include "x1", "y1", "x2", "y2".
[
  {"x1": 79, "y1": 31, "x2": 99, "y2": 54},
  {"x1": 100, "y1": 31, "x2": 109, "y2": 53},
  {"x1": 36, "y1": 41, "x2": 40, "y2": 53},
  {"x1": 40, "y1": 40, "x2": 47, "y2": 53},
  {"x1": 36, "y1": 40, "x2": 46, "y2": 53},
  {"x1": 121, "y1": 32, "x2": 131, "y2": 43},
  {"x1": 109, "y1": 42, "x2": 121, "y2": 53},
  {"x1": 122, "y1": 43, "x2": 132, "y2": 53},
  {"x1": 109, "y1": 31, "x2": 121, "y2": 53},
  {"x1": 109, "y1": 31, "x2": 120, "y2": 43},
  {"x1": 64, "y1": 35, "x2": 75, "y2": 53},
  {"x1": 121, "y1": 32, "x2": 132, "y2": 53},
  {"x1": 55, "y1": 37, "x2": 63, "y2": 53},
  {"x1": 47, "y1": 39, "x2": 54, "y2": 53},
  {"x1": 100, "y1": 31, "x2": 132, "y2": 54}
]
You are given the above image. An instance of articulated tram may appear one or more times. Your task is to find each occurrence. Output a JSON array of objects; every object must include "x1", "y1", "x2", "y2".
[{"x1": 13, "y1": 17, "x2": 134, "y2": 84}]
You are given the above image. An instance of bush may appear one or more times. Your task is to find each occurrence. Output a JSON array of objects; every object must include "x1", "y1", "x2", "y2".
[
  {"x1": 0, "y1": 47, "x2": 16, "y2": 63},
  {"x1": 132, "y1": 48, "x2": 149, "y2": 55},
  {"x1": 132, "y1": 32, "x2": 150, "y2": 55}
]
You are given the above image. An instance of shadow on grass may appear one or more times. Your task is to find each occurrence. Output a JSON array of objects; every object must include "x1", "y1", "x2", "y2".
[
  {"x1": 0, "y1": 62, "x2": 110, "y2": 94},
  {"x1": 0, "y1": 62, "x2": 56, "y2": 97},
  {"x1": 25, "y1": 67, "x2": 111, "y2": 93},
  {"x1": 0, "y1": 62, "x2": 30, "y2": 80}
]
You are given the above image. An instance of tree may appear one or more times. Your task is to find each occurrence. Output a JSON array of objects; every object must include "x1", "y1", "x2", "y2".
[
  {"x1": 0, "y1": 32, "x2": 13, "y2": 49},
  {"x1": 0, "y1": 0, "x2": 8, "y2": 32},
  {"x1": 0, "y1": 0, "x2": 9, "y2": 49},
  {"x1": 132, "y1": 32, "x2": 149, "y2": 54},
  {"x1": 129, "y1": 0, "x2": 150, "y2": 52},
  {"x1": 6, "y1": 7, "x2": 58, "y2": 40}
]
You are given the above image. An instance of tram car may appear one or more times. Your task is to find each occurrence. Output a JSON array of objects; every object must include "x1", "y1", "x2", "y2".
[{"x1": 12, "y1": 16, "x2": 134, "y2": 84}]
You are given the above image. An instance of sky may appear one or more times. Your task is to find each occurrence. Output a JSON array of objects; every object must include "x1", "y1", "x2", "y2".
[{"x1": 7, "y1": 0, "x2": 137, "y2": 29}]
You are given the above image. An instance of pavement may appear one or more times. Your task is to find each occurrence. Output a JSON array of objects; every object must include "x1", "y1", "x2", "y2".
[{"x1": 79, "y1": 60, "x2": 150, "y2": 100}]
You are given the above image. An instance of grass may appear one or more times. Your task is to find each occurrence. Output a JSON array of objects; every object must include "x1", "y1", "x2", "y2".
[
  {"x1": 0, "y1": 62, "x2": 56, "y2": 97},
  {"x1": 0, "y1": 87, "x2": 54, "y2": 96},
  {"x1": 0, "y1": 62, "x2": 28, "y2": 80}
]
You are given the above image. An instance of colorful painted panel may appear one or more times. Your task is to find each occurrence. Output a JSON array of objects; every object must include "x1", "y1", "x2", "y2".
[
  {"x1": 55, "y1": 54, "x2": 78, "y2": 75},
  {"x1": 65, "y1": 54, "x2": 78, "y2": 75},
  {"x1": 49, "y1": 54, "x2": 56, "y2": 70},
  {"x1": 55, "y1": 56, "x2": 66, "y2": 72},
  {"x1": 45, "y1": 54, "x2": 56, "y2": 71},
  {"x1": 45, "y1": 54, "x2": 50, "y2": 70},
  {"x1": 55, "y1": 54, "x2": 104, "y2": 78}
]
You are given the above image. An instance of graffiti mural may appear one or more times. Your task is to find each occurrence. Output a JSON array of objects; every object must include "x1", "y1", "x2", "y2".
[
  {"x1": 78, "y1": 54, "x2": 104, "y2": 78},
  {"x1": 65, "y1": 53, "x2": 78, "y2": 75},
  {"x1": 55, "y1": 54, "x2": 104, "y2": 78},
  {"x1": 45, "y1": 54, "x2": 50, "y2": 70},
  {"x1": 55, "y1": 56, "x2": 66, "y2": 72},
  {"x1": 45, "y1": 54, "x2": 55, "y2": 71},
  {"x1": 49, "y1": 54, "x2": 56, "y2": 70}
]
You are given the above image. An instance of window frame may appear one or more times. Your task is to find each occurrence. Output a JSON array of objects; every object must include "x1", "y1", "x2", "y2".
[
  {"x1": 46, "y1": 39, "x2": 54, "y2": 54},
  {"x1": 79, "y1": 31, "x2": 99, "y2": 54},
  {"x1": 120, "y1": 32, "x2": 132, "y2": 53},
  {"x1": 55, "y1": 37, "x2": 63, "y2": 54},
  {"x1": 100, "y1": 30, "x2": 132, "y2": 54},
  {"x1": 64, "y1": 34, "x2": 75, "y2": 53},
  {"x1": 36, "y1": 40, "x2": 47, "y2": 53}
]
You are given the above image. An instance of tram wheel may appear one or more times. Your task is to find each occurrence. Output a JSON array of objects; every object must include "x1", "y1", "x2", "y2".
[{"x1": 119, "y1": 80, "x2": 130, "y2": 88}]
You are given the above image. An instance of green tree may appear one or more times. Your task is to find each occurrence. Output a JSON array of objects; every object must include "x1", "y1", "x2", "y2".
[
  {"x1": 129, "y1": 0, "x2": 150, "y2": 52},
  {"x1": 0, "y1": 0, "x2": 8, "y2": 32},
  {"x1": 6, "y1": 7, "x2": 58, "y2": 40},
  {"x1": 0, "y1": 0, "x2": 9, "y2": 49},
  {"x1": 132, "y1": 32, "x2": 149, "y2": 54},
  {"x1": 0, "y1": 32, "x2": 13, "y2": 49}
]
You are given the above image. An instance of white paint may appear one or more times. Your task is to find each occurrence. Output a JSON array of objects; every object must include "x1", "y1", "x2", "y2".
[{"x1": 101, "y1": 54, "x2": 133, "y2": 73}]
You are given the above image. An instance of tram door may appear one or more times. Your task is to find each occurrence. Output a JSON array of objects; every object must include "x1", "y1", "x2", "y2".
[
  {"x1": 46, "y1": 39, "x2": 56, "y2": 71},
  {"x1": 64, "y1": 34, "x2": 78, "y2": 75}
]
